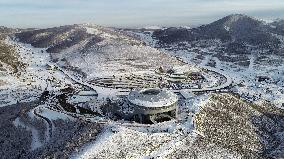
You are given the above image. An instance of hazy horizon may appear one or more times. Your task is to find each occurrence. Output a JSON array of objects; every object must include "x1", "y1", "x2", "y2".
[{"x1": 1, "y1": 0, "x2": 284, "y2": 28}]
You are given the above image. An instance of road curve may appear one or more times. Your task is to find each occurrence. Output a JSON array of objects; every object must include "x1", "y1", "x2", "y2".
[{"x1": 33, "y1": 107, "x2": 53, "y2": 141}]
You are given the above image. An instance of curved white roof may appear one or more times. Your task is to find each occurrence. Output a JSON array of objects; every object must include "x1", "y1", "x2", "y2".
[{"x1": 127, "y1": 88, "x2": 178, "y2": 108}]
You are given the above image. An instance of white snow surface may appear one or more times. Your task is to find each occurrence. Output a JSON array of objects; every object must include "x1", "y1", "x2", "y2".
[
  {"x1": 72, "y1": 126, "x2": 176, "y2": 159},
  {"x1": 0, "y1": 38, "x2": 74, "y2": 107},
  {"x1": 38, "y1": 106, "x2": 75, "y2": 121}
]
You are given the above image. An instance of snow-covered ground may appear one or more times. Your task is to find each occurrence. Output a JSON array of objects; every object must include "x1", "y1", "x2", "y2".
[
  {"x1": 70, "y1": 93, "x2": 207, "y2": 158},
  {"x1": 132, "y1": 31, "x2": 284, "y2": 108},
  {"x1": 72, "y1": 126, "x2": 184, "y2": 159},
  {"x1": 0, "y1": 36, "x2": 203, "y2": 157},
  {"x1": 191, "y1": 54, "x2": 283, "y2": 107},
  {"x1": 36, "y1": 105, "x2": 76, "y2": 121},
  {"x1": 0, "y1": 38, "x2": 74, "y2": 107},
  {"x1": 4, "y1": 28, "x2": 282, "y2": 158}
]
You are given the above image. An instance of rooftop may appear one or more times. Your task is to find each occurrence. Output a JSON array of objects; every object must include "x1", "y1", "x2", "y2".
[{"x1": 127, "y1": 88, "x2": 178, "y2": 108}]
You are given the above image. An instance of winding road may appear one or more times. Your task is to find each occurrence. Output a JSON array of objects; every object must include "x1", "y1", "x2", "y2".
[
  {"x1": 52, "y1": 62, "x2": 232, "y2": 95},
  {"x1": 33, "y1": 107, "x2": 53, "y2": 142},
  {"x1": 13, "y1": 117, "x2": 43, "y2": 150}
]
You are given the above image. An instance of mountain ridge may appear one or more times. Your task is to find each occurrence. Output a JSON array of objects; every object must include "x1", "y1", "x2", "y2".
[{"x1": 153, "y1": 14, "x2": 282, "y2": 49}]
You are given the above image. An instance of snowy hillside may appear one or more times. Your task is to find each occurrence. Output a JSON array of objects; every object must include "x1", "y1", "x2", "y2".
[
  {"x1": 1, "y1": 14, "x2": 284, "y2": 159},
  {"x1": 16, "y1": 24, "x2": 183, "y2": 79},
  {"x1": 130, "y1": 14, "x2": 284, "y2": 108}
]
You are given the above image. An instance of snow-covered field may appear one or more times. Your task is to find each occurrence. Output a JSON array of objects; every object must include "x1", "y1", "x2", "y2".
[{"x1": 0, "y1": 38, "x2": 74, "y2": 107}]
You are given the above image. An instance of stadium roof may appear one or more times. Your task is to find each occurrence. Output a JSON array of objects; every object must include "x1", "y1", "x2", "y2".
[{"x1": 127, "y1": 88, "x2": 178, "y2": 108}]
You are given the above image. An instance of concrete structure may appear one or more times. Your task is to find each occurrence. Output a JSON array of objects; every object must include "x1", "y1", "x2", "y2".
[{"x1": 118, "y1": 88, "x2": 178, "y2": 123}]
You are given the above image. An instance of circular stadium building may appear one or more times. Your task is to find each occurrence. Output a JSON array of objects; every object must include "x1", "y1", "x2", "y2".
[{"x1": 120, "y1": 88, "x2": 178, "y2": 123}]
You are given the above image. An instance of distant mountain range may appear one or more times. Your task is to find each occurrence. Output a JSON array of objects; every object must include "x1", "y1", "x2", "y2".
[
  {"x1": 14, "y1": 24, "x2": 143, "y2": 53},
  {"x1": 12, "y1": 14, "x2": 284, "y2": 55},
  {"x1": 153, "y1": 14, "x2": 283, "y2": 52},
  {"x1": 131, "y1": 14, "x2": 283, "y2": 68},
  {"x1": 4, "y1": 14, "x2": 283, "y2": 69}
]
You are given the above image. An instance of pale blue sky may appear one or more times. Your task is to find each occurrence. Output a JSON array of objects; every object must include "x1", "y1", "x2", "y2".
[{"x1": 1, "y1": 0, "x2": 284, "y2": 28}]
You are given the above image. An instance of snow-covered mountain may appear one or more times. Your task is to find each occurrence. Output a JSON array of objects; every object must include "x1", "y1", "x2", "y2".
[
  {"x1": 130, "y1": 14, "x2": 284, "y2": 108},
  {"x1": 153, "y1": 14, "x2": 281, "y2": 50},
  {"x1": 1, "y1": 14, "x2": 284, "y2": 159},
  {"x1": 16, "y1": 24, "x2": 182, "y2": 79},
  {"x1": 15, "y1": 24, "x2": 142, "y2": 53}
]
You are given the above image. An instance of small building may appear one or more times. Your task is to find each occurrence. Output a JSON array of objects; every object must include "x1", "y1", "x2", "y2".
[
  {"x1": 187, "y1": 72, "x2": 204, "y2": 80},
  {"x1": 169, "y1": 73, "x2": 188, "y2": 80},
  {"x1": 77, "y1": 90, "x2": 98, "y2": 96},
  {"x1": 257, "y1": 76, "x2": 270, "y2": 82}
]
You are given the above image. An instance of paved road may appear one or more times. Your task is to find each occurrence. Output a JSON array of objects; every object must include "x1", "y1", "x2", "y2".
[{"x1": 174, "y1": 66, "x2": 233, "y2": 93}]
